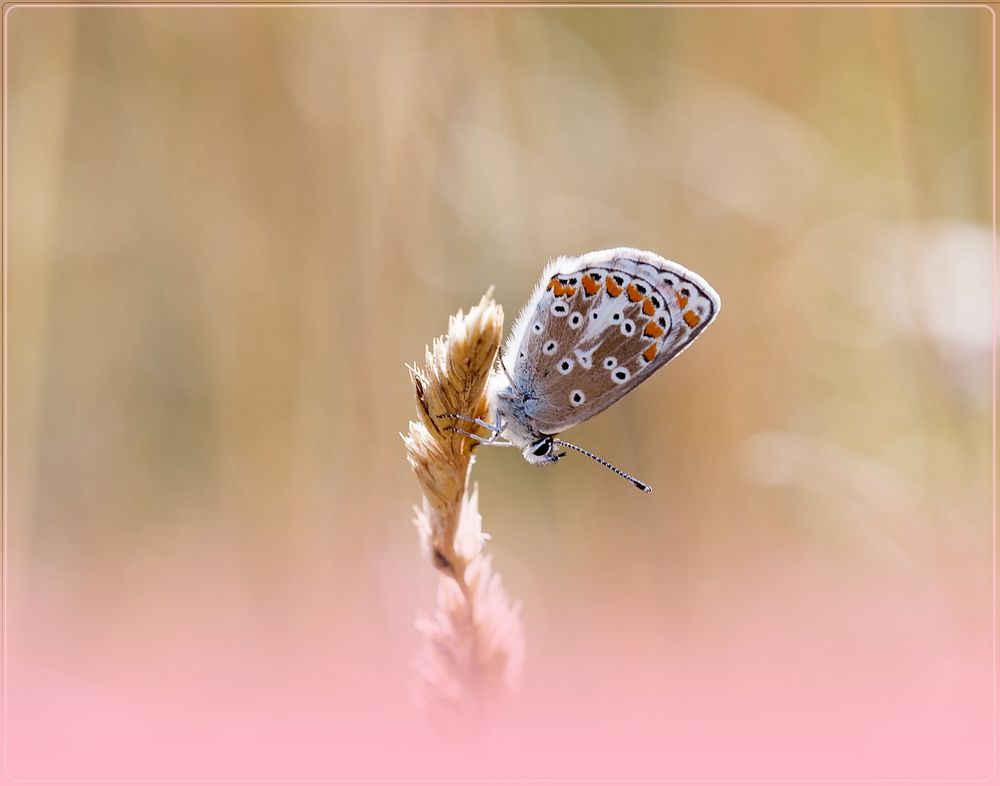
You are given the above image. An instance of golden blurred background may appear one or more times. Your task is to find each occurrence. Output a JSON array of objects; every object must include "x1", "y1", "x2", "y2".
[{"x1": 5, "y1": 6, "x2": 994, "y2": 766}]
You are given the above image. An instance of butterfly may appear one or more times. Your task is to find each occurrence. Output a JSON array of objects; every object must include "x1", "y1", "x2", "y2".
[{"x1": 442, "y1": 247, "x2": 720, "y2": 493}]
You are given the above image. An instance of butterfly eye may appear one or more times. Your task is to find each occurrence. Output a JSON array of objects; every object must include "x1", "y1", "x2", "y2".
[{"x1": 532, "y1": 440, "x2": 551, "y2": 457}]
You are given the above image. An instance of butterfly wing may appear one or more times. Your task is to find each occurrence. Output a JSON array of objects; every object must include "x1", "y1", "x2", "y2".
[{"x1": 504, "y1": 248, "x2": 720, "y2": 434}]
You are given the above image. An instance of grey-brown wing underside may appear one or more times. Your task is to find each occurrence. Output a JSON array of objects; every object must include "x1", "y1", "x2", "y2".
[{"x1": 510, "y1": 255, "x2": 719, "y2": 433}]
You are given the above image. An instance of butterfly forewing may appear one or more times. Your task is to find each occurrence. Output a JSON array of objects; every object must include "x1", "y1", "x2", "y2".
[{"x1": 509, "y1": 249, "x2": 719, "y2": 433}]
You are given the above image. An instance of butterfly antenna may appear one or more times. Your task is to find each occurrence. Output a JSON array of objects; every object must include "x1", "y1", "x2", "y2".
[
  {"x1": 497, "y1": 347, "x2": 528, "y2": 396},
  {"x1": 551, "y1": 439, "x2": 652, "y2": 494}
]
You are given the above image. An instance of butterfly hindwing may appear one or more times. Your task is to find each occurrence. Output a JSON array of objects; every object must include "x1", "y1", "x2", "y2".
[{"x1": 507, "y1": 248, "x2": 720, "y2": 433}]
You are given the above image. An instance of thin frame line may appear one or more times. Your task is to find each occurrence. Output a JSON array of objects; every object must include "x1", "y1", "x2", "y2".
[
  {"x1": 1, "y1": 1, "x2": 995, "y2": 783},
  {"x1": 0, "y1": 2, "x2": 998, "y2": 8}
]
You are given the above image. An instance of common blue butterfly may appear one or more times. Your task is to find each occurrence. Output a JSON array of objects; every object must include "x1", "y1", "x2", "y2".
[{"x1": 443, "y1": 247, "x2": 720, "y2": 493}]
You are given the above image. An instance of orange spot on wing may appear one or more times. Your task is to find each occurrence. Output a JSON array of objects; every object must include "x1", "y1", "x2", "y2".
[
  {"x1": 546, "y1": 278, "x2": 557, "y2": 291},
  {"x1": 605, "y1": 277, "x2": 622, "y2": 297},
  {"x1": 642, "y1": 297, "x2": 656, "y2": 316},
  {"x1": 675, "y1": 292, "x2": 689, "y2": 309},
  {"x1": 643, "y1": 344, "x2": 658, "y2": 363},
  {"x1": 553, "y1": 281, "x2": 567, "y2": 297},
  {"x1": 626, "y1": 283, "x2": 643, "y2": 302},
  {"x1": 563, "y1": 285, "x2": 576, "y2": 297},
  {"x1": 683, "y1": 310, "x2": 701, "y2": 328},
  {"x1": 582, "y1": 276, "x2": 600, "y2": 296},
  {"x1": 643, "y1": 321, "x2": 664, "y2": 338}
]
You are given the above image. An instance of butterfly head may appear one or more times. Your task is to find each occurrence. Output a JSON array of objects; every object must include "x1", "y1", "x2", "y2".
[{"x1": 523, "y1": 436, "x2": 565, "y2": 465}]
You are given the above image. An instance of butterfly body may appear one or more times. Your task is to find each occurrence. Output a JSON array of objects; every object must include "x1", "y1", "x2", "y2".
[{"x1": 447, "y1": 248, "x2": 720, "y2": 492}]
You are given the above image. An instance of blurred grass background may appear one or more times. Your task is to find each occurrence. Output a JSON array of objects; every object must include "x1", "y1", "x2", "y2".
[{"x1": 6, "y1": 5, "x2": 993, "y2": 716}]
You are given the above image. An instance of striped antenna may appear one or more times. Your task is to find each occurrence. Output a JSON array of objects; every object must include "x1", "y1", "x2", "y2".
[{"x1": 552, "y1": 439, "x2": 652, "y2": 494}]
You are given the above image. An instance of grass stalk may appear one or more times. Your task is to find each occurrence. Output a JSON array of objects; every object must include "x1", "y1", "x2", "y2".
[{"x1": 403, "y1": 292, "x2": 524, "y2": 727}]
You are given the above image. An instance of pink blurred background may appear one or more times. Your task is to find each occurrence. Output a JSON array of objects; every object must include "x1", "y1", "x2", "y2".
[{"x1": 5, "y1": 5, "x2": 994, "y2": 781}]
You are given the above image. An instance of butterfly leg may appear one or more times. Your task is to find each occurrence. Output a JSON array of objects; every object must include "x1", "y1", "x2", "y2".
[
  {"x1": 444, "y1": 425, "x2": 514, "y2": 447},
  {"x1": 437, "y1": 413, "x2": 501, "y2": 433},
  {"x1": 438, "y1": 412, "x2": 514, "y2": 447}
]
